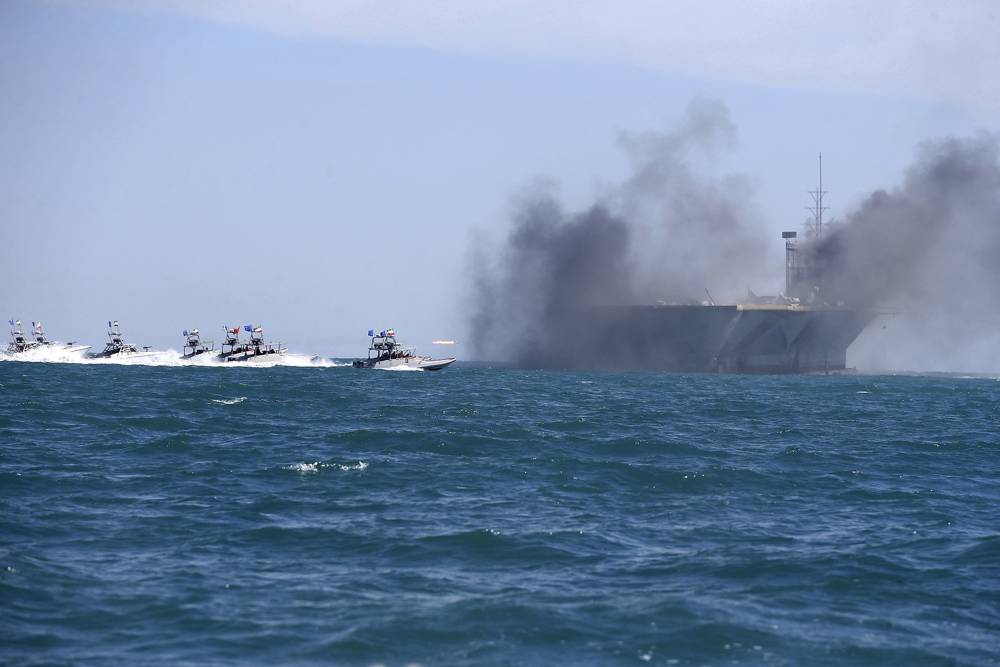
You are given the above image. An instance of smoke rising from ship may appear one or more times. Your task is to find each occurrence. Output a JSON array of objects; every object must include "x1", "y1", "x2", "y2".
[
  {"x1": 468, "y1": 99, "x2": 772, "y2": 365},
  {"x1": 805, "y1": 134, "x2": 1000, "y2": 371},
  {"x1": 469, "y1": 101, "x2": 1000, "y2": 371}
]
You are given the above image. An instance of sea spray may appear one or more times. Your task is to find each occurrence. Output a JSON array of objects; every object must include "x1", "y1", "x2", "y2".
[{"x1": 0, "y1": 347, "x2": 347, "y2": 368}]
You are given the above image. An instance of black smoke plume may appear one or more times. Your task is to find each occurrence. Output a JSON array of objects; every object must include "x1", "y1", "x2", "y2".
[
  {"x1": 468, "y1": 99, "x2": 772, "y2": 366},
  {"x1": 805, "y1": 134, "x2": 1000, "y2": 371},
  {"x1": 469, "y1": 100, "x2": 1000, "y2": 372}
]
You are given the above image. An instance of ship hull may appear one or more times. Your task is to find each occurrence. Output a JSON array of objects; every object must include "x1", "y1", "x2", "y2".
[
  {"x1": 220, "y1": 349, "x2": 287, "y2": 363},
  {"x1": 533, "y1": 305, "x2": 875, "y2": 374},
  {"x1": 352, "y1": 356, "x2": 456, "y2": 371},
  {"x1": 88, "y1": 349, "x2": 157, "y2": 360},
  {"x1": 88, "y1": 352, "x2": 157, "y2": 360}
]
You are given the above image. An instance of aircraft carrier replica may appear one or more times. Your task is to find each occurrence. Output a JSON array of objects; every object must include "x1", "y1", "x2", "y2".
[
  {"x1": 544, "y1": 232, "x2": 874, "y2": 374},
  {"x1": 544, "y1": 164, "x2": 877, "y2": 374}
]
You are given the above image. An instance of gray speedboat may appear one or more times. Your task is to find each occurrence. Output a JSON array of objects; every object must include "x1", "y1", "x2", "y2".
[
  {"x1": 88, "y1": 321, "x2": 154, "y2": 359},
  {"x1": 352, "y1": 328, "x2": 455, "y2": 370},
  {"x1": 181, "y1": 328, "x2": 214, "y2": 359},
  {"x1": 218, "y1": 324, "x2": 287, "y2": 363},
  {"x1": 5, "y1": 319, "x2": 91, "y2": 356}
]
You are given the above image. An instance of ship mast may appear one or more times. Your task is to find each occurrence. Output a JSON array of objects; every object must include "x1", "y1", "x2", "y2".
[{"x1": 807, "y1": 152, "x2": 828, "y2": 239}]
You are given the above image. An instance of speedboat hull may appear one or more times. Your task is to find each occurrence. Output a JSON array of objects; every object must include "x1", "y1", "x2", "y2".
[
  {"x1": 88, "y1": 349, "x2": 156, "y2": 360},
  {"x1": 418, "y1": 357, "x2": 456, "y2": 371},
  {"x1": 220, "y1": 348, "x2": 288, "y2": 363},
  {"x1": 353, "y1": 356, "x2": 456, "y2": 371}
]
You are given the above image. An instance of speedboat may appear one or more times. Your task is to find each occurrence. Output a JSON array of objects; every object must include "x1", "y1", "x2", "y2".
[
  {"x1": 181, "y1": 328, "x2": 214, "y2": 359},
  {"x1": 5, "y1": 319, "x2": 91, "y2": 355},
  {"x1": 352, "y1": 328, "x2": 456, "y2": 370},
  {"x1": 218, "y1": 324, "x2": 287, "y2": 363},
  {"x1": 88, "y1": 321, "x2": 155, "y2": 359}
]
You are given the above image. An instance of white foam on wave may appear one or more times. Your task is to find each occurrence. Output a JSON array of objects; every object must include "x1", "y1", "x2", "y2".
[
  {"x1": 210, "y1": 396, "x2": 247, "y2": 405},
  {"x1": 285, "y1": 460, "x2": 369, "y2": 474},
  {"x1": 280, "y1": 354, "x2": 349, "y2": 368}
]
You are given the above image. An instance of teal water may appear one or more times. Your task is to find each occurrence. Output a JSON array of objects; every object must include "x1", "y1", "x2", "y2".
[{"x1": 1, "y1": 362, "x2": 998, "y2": 665}]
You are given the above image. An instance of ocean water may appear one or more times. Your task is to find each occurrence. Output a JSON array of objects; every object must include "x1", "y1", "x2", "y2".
[{"x1": 1, "y1": 357, "x2": 998, "y2": 666}]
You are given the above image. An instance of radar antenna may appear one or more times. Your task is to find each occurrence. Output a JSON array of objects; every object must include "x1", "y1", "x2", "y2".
[{"x1": 806, "y1": 152, "x2": 828, "y2": 239}]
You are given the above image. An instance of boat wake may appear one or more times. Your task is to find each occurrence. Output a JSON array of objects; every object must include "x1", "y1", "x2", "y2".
[{"x1": 0, "y1": 347, "x2": 349, "y2": 369}]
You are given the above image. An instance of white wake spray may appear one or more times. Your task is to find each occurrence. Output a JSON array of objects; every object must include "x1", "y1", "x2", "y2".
[
  {"x1": 0, "y1": 346, "x2": 349, "y2": 369},
  {"x1": 377, "y1": 364, "x2": 425, "y2": 372}
]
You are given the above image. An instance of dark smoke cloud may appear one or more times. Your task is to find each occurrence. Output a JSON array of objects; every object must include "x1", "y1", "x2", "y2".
[
  {"x1": 468, "y1": 195, "x2": 633, "y2": 367},
  {"x1": 468, "y1": 99, "x2": 772, "y2": 365},
  {"x1": 469, "y1": 100, "x2": 1000, "y2": 372},
  {"x1": 809, "y1": 134, "x2": 1000, "y2": 371}
]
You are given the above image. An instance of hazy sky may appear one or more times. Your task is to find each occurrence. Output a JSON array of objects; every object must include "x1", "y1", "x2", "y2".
[{"x1": 2, "y1": 1, "x2": 997, "y2": 358}]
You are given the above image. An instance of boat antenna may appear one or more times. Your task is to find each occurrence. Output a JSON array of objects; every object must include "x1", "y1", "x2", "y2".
[{"x1": 806, "y1": 152, "x2": 828, "y2": 240}]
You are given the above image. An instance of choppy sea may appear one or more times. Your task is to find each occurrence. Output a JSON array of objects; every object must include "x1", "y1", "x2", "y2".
[{"x1": 1, "y1": 355, "x2": 998, "y2": 666}]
